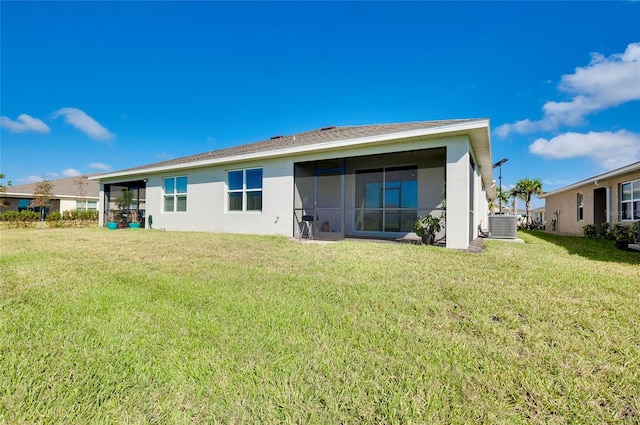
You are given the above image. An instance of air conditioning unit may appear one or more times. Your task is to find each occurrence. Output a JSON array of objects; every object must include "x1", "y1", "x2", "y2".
[{"x1": 489, "y1": 215, "x2": 517, "y2": 239}]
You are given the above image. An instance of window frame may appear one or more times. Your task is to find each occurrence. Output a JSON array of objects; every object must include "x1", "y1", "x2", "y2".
[
  {"x1": 577, "y1": 192, "x2": 584, "y2": 221},
  {"x1": 163, "y1": 176, "x2": 188, "y2": 213},
  {"x1": 620, "y1": 179, "x2": 640, "y2": 221},
  {"x1": 226, "y1": 168, "x2": 263, "y2": 212},
  {"x1": 76, "y1": 200, "x2": 98, "y2": 211}
]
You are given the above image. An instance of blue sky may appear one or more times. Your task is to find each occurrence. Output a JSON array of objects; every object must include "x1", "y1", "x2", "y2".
[{"x1": 1, "y1": 1, "x2": 639, "y2": 209}]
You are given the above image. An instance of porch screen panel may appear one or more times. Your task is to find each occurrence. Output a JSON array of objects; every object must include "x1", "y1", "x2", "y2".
[
  {"x1": 384, "y1": 166, "x2": 418, "y2": 232},
  {"x1": 355, "y1": 166, "x2": 417, "y2": 233},
  {"x1": 356, "y1": 169, "x2": 383, "y2": 231}
]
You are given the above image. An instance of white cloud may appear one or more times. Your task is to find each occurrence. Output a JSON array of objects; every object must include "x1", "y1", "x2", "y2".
[
  {"x1": 53, "y1": 107, "x2": 115, "y2": 141},
  {"x1": 90, "y1": 162, "x2": 111, "y2": 170},
  {"x1": 0, "y1": 113, "x2": 50, "y2": 134},
  {"x1": 18, "y1": 175, "x2": 47, "y2": 184},
  {"x1": 62, "y1": 168, "x2": 81, "y2": 177},
  {"x1": 496, "y1": 42, "x2": 640, "y2": 138},
  {"x1": 529, "y1": 130, "x2": 640, "y2": 170}
]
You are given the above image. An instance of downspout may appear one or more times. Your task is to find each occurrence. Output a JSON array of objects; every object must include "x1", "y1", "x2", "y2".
[{"x1": 594, "y1": 180, "x2": 611, "y2": 223}]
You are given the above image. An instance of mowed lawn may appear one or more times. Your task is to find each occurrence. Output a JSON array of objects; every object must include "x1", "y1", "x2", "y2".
[{"x1": 1, "y1": 228, "x2": 638, "y2": 424}]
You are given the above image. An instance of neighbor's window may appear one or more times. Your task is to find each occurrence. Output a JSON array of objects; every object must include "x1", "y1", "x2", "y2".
[
  {"x1": 164, "y1": 176, "x2": 187, "y2": 212},
  {"x1": 18, "y1": 199, "x2": 32, "y2": 212},
  {"x1": 577, "y1": 193, "x2": 584, "y2": 221},
  {"x1": 620, "y1": 179, "x2": 640, "y2": 220},
  {"x1": 355, "y1": 166, "x2": 418, "y2": 232},
  {"x1": 76, "y1": 200, "x2": 97, "y2": 211},
  {"x1": 227, "y1": 168, "x2": 263, "y2": 211}
]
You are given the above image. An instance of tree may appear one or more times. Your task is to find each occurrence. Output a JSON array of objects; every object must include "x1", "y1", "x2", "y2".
[
  {"x1": 73, "y1": 175, "x2": 88, "y2": 210},
  {"x1": 494, "y1": 187, "x2": 510, "y2": 213},
  {"x1": 0, "y1": 173, "x2": 11, "y2": 210},
  {"x1": 512, "y1": 178, "x2": 543, "y2": 228},
  {"x1": 32, "y1": 177, "x2": 55, "y2": 221},
  {"x1": 507, "y1": 187, "x2": 521, "y2": 217}
]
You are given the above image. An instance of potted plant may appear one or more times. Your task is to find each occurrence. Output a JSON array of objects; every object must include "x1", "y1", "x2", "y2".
[
  {"x1": 107, "y1": 210, "x2": 119, "y2": 230},
  {"x1": 414, "y1": 213, "x2": 443, "y2": 245},
  {"x1": 128, "y1": 209, "x2": 141, "y2": 228}
]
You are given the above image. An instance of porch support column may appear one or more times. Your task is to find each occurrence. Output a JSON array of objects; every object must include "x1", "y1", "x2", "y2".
[
  {"x1": 446, "y1": 140, "x2": 471, "y2": 249},
  {"x1": 98, "y1": 183, "x2": 105, "y2": 227}
]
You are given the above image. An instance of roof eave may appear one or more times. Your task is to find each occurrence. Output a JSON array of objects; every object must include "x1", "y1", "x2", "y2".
[
  {"x1": 539, "y1": 161, "x2": 640, "y2": 198},
  {"x1": 91, "y1": 120, "x2": 491, "y2": 181}
]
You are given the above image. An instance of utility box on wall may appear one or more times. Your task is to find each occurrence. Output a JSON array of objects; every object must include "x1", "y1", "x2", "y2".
[{"x1": 489, "y1": 215, "x2": 517, "y2": 239}]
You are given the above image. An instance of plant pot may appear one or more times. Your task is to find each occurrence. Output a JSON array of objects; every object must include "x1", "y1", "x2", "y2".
[
  {"x1": 107, "y1": 222, "x2": 118, "y2": 230},
  {"x1": 421, "y1": 233, "x2": 435, "y2": 245},
  {"x1": 129, "y1": 222, "x2": 141, "y2": 229}
]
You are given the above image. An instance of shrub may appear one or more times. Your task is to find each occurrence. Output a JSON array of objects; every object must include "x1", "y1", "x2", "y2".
[
  {"x1": 611, "y1": 223, "x2": 638, "y2": 250},
  {"x1": 582, "y1": 224, "x2": 596, "y2": 238},
  {"x1": 0, "y1": 210, "x2": 39, "y2": 228},
  {"x1": 599, "y1": 221, "x2": 614, "y2": 240},
  {"x1": 46, "y1": 211, "x2": 61, "y2": 221}
]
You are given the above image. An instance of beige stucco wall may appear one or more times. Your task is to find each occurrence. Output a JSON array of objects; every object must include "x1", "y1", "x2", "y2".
[{"x1": 544, "y1": 169, "x2": 640, "y2": 235}]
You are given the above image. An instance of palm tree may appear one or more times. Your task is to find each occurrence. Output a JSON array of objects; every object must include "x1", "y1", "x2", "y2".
[
  {"x1": 512, "y1": 178, "x2": 543, "y2": 228},
  {"x1": 494, "y1": 187, "x2": 510, "y2": 214}
]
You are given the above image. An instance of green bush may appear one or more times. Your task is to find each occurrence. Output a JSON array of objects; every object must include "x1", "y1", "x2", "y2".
[
  {"x1": 46, "y1": 211, "x2": 61, "y2": 221},
  {"x1": 582, "y1": 224, "x2": 596, "y2": 238},
  {"x1": 0, "y1": 209, "x2": 98, "y2": 228},
  {"x1": 599, "y1": 221, "x2": 614, "y2": 239},
  {"x1": 611, "y1": 223, "x2": 638, "y2": 250},
  {"x1": 0, "y1": 210, "x2": 39, "y2": 228}
]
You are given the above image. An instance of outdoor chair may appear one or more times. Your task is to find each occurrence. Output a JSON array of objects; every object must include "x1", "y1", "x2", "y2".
[{"x1": 301, "y1": 215, "x2": 314, "y2": 239}]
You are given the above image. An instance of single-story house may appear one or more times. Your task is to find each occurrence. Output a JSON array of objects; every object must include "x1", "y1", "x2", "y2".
[
  {"x1": 91, "y1": 119, "x2": 496, "y2": 249},
  {"x1": 531, "y1": 206, "x2": 546, "y2": 227},
  {"x1": 0, "y1": 175, "x2": 99, "y2": 215},
  {"x1": 540, "y1": 161, "x2": 640, "y2": 235}
]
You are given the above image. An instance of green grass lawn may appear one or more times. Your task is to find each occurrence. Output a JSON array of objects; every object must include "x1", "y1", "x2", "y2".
[{"x1": 1, "y1": 228, "x2": 638, "y2": 424}]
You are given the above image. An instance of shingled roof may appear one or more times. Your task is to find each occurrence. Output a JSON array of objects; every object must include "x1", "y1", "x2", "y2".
[
  {"x1": 108, "y1": 119, "x2": 483, "y2": 175},
  {"x1": 3, "y1": 175, "x2": 100, "y2": 198}
]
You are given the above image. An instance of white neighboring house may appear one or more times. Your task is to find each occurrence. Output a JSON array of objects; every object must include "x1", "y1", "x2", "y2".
[
  {"x1": 531, "y1": 206, "x2": 546, "y2": 228},
  {"x1": 0, "y1": 175, "x2": 99, "y2": 215},
  {"x1": 91, "y1": 119, "x2": 496, "y2": 249}
]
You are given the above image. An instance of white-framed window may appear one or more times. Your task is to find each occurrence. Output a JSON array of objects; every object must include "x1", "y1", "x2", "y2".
[
  {"x1": 620, "y1": 179, "x2": 640, "y2": 220},
  {"x1": 227, "y1": 168, "x2": 263, "y2": 212},
  {"x1": 577, "y1": 192, "x2": 584, "y2": 221},
  {"x1": 76, "y1": 200, "x2": 98, "y2": 211},
  {"x1": 164, "y1": 176, "x2": 187, "y2": 212}
]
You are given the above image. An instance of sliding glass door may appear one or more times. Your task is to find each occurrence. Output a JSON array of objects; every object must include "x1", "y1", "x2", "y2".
[{"x1": 355, "y1": 166, "x2": 417, "y2": 233}]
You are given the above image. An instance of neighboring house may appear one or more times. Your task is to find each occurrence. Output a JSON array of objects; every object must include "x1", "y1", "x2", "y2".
[
  {"x1": 531, "y1": 206, "x2": 546, "y2": 227},
  {"x1": 540, "y1": 161, "x2": 640, "y2": 235},
  {"x1": 0, "y1": 175, "x2": 100, "y2": 216},
  {"x1": 91, "y1": 119, "x2": 496, "y2": 249}
]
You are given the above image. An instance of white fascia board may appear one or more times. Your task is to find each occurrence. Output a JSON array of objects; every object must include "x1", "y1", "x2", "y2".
[
  {"x1": 91, "y1": 120, "x2": 491, "y2": 181},
  {"x1": 539, "y1": 161, "x2": 640, "y2": 198}
]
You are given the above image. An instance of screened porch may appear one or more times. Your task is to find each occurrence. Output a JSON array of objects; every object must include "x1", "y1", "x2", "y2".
[{"x1": 293, "y1": 148, "x2": 446, "y2": 241}]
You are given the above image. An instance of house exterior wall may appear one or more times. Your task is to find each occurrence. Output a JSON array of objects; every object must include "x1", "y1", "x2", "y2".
[
  {"x1": 98, "y1": 133, "x2": 488, "y2": 249},
  {"x1": 59, "y1": 199, "x2": 77, "y2": 212},
  {"x1": 544, "y1": 169, "x2": 640, "y2": 235}
]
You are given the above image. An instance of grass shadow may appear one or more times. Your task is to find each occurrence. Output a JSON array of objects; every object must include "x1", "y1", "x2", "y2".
[{"x1": 520, "y1": 230, "x2": 639, "y2": 265}]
